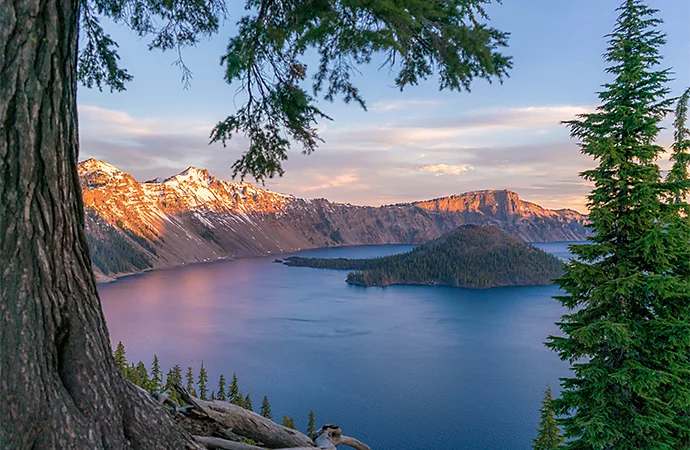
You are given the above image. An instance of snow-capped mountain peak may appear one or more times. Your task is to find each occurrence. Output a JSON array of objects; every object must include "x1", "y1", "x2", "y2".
[
  {"x1": 79, "y1": 158, "x2": 123, "y2": 177},
  {"x1": 168, "y1": 166, "x2": 212, "y2": 186}
]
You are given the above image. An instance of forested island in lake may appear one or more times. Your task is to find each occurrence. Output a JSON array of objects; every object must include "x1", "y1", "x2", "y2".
[{"x1": 281, "y1": 225, "x2": 565, "y2": 288}]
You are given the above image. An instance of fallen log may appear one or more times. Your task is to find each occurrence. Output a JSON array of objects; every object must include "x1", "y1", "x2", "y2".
[
  {"x1": 313, "y1": 425, "x2": 371, "y2": 450},
  {"x1": 172, "y1": 384, "x2": 371, "y2": 450},
  {"x1": 193, "y1": 436, "x2": 266, "y2": 450}
]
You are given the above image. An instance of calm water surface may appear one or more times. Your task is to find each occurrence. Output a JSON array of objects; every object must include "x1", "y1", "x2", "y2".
[{"x1": 99, "y1": 243, "x2": 576, "y2": 450}]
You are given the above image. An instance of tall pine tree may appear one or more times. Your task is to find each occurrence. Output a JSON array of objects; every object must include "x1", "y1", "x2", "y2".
[
  {"x1": 548, "y1": 1, "x2": 690, "y2": 447},
  {"x1": 164, "y1": 364, "x2": 183, "y2": 404},
  {"x1": 197, "y1": 362, "x2": 209, "y2": 400},
  {"x1": 113, "y1": 342, "x2": 127, "y2": 375},
  {"x1": 260, "y1": 396, "x2": 273, "y2": 420},
  {"x1": 229, "y1": 372, "x2": 240, "y2": 405},
  {"x1": 133, "y1": 361, "x2": 150, "y2": 391},
  {"x1": 150, "y1": 355, "x2": 162, "y2": 394},
  {"x1": 307, "y1": 410, "x2": 316, "y2": 436},
  {"x1": 185, "y1": 366, "x2": 197, "y2": 397},
  {"x1": 663, "y1": 89, "x2": 690, "y2": 446},
  {"x1": 668, "y1": 88, "x2": 690, "y2": 201},
  {"x1": 532, "y1": 384, "x2": 564, "y2": 450},
  {"x1": 217, "y1": 374, "x2": 227, "y2": 401}
]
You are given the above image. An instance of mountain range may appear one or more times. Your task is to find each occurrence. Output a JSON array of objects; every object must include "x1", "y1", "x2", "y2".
[{"x1": 78, "y1": 159, "x2": 588, "y2": 282}]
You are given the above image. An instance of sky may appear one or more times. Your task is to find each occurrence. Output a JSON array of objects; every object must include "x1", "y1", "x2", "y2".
[{"x1": 78, "y1": 0, "x2": 690, "y2": 213}]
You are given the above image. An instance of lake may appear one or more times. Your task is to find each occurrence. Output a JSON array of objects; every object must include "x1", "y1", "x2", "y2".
[{"x1": 99, "y1": 242, "x2": 576, "y2": 450}]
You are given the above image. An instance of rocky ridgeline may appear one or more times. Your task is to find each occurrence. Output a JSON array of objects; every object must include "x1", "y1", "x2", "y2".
[{"x1": 78, "y1": 159, "x2": 588, "y2": 281}]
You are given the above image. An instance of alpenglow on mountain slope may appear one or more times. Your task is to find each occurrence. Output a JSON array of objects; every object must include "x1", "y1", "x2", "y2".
[
  {"x1": 78, "y1": 159, "x2": 588, "y2": 281},
  {"x1": 282, "y1": 225, "x2": 565, "y2": 288}
]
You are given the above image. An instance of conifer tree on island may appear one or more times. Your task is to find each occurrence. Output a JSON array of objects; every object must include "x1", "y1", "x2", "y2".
[
  {"x1": 548, "y1": 1, "x2": 690, "y2": 447},
  {"x1": 532, "y1": 384, "x2": 564, "y2": 450},
  {"x1": 0, "y1": 0, "x2": 512, "y2": 446}
]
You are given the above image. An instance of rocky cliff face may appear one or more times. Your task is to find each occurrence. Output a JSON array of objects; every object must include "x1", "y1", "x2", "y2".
[{"x1": 78, "y1": 159, "x2": 588, "y2": 281}]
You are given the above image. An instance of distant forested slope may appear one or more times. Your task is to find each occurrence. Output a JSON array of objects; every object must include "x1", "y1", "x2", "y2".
[{"x1": 283, "y1": 225, "x2": 564, "y2": 288}]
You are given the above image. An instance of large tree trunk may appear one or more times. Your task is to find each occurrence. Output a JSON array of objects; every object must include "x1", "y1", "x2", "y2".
[{"x1": 0, "y1": 0, "x2": 193, "y2": 447}]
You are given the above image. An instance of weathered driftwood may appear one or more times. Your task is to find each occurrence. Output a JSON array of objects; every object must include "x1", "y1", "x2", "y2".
[
  {"x1": 172, "y1": 384, "x2": 371, "y2": 450},
  {"x1": 175, "y1": 383, "x2": 313, "y2": 448},
  {"x1": 313, "y1": 425, "x2": 371, "y2": 450},
  {"x1": 192, "y1": 436, "x2": 267, "y2": 450},
  {"x1": 192, "y1": 424, "x2": 372, "y2": 450},
  {"x1": 217, "y1": 428, "x2": 244, "y2": 442}
]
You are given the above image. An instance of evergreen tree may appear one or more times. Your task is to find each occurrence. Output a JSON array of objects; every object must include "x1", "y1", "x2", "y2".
[
  {"x1": 164, "y1": 368, "x2": 175, "y2": 398},
  {"x1": 532, "y1": 384, "x2": 564, "y2": 450},
  {"x1": 150, "y1": 354, "x2": 162, "y2": 393},
  {"x1": 282, "y1": 416, "x2": 296, "y2": 430},
  {"x1": 229, "y1": 372, "x2": 240, "y2": 404},
  {"x1": 113, "y1": 341, "x2": 127, "y2": 375},
  {"x1": 165, "y1": 364, "x2": 183, "y2": 403},
  {"x1": 134, "y1": 361, "x2": 150, "y2": 391},
  {"x1": 244, "y1": 394, "x2": 253, "y2": 411},
  {"x1": 233, "y1": 391, "x2": 245, "y2": 408},
  {"x1": 126, "y1": 363, "x2": 140, "y2": 386},
  {"x1": 668, "y1": 88, "x2": 690, "y2": 201},
  {"x1": 197, "y1": 361, "x2": 209, "y2": 400},
  {"x1": 664, "y1": 88, "x2": 690, "y2": 444},
  {"x1": 548, "y1": 1, "x2": 690, "y2": 447},
  {"x1": 260, "y1": 396, "x2": 273, "y2": 420},
  {"x1": 307, "y1": 410, "x2": 316, "y2": 436},
  {"x1": 217, "y1": 374, "x2": 227, "y2": 401},
  {"x1": 186, "y1": 366, "x2": 197, "y2": 397}
]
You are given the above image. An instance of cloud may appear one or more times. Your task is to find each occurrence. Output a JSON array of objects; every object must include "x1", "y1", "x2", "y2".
[
  {"x1": 370, "y1": 99, "x2": 444, "y2": 112},
  {"x1": 324, "y1": 104, "x2": 593, "y2": 150},
  {"x1": 76, "y1": 102, "x2": 609, "y2": 213},
  {"x1": 78, "y1": 104, "x2": 239, "y2": 180},
  {"x1": 299, "y1": 171, "x2": 362, "y2": 192},
  {"x1": 414, "y1": 164, "x2": 474, "y2": 176}
]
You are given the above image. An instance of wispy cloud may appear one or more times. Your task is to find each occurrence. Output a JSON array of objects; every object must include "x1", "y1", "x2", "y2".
[
  {"x1": 414, "y1": 164, "x2": 474, "y2": 176},
  {"x1": 78, "y1": 104, "x2": 236, "y2": 180},
  {"x1": 325, "y1": 104, "x2": 593, "y2": 150},
  {"x1": 299, "y1": 171, "x2": 363, "y2": 192},
  {"x1": 370, "y1": 99, "x2": 444, "y2": 112},
  {"x1": 77, "y1": 103, "x2": 607, "y2": 212}
]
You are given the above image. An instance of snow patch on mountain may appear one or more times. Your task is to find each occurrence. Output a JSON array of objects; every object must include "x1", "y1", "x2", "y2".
[{"x1": 78, "y1": 159, "x2": 589, "y2": 280}]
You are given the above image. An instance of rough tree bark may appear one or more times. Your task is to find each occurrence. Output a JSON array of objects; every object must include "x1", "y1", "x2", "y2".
[{"x1": 0, "y1": 0, "x2": 197, "y2": 447}]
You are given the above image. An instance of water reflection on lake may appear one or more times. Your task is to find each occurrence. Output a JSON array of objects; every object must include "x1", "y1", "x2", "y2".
[{"x1": 99, "y1": 243, "x2": 574, "y2": 449}]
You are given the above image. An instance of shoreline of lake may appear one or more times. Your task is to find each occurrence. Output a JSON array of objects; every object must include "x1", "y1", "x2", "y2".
[{"x1": 98, "y1": 243, "x2": 575, "y2": 449}]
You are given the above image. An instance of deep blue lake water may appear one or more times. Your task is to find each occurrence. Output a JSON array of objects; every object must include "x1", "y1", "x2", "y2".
[{"x1": 99, "y1": 242, "x2": 576, "y2": 450}]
